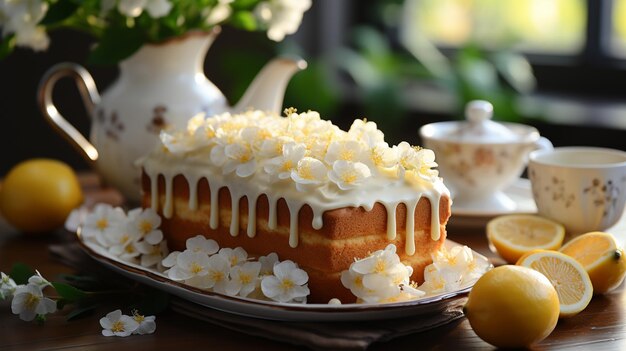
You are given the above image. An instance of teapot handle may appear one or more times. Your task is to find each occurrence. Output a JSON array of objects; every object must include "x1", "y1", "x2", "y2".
[
  {"x1": 534, "y1": 136, "x2": 554, "y2": 152},
  {"x1": 37, "y1": 62, "x2": 101, "y2": 164}
]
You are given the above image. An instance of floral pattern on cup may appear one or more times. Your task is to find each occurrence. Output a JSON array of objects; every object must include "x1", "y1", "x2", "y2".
[
  {"x1": 584, "y1": 178, "x2": 621, "y2": 218},
  {"x1": 529, "y1": 170, "x2": 577, "y2": 209}
]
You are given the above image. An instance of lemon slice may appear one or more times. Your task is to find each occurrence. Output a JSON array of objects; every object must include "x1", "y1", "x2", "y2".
[
  {"x1": 560, "y1": 231, "x2": 626, "y2": 294},
  {"x1": 517, "y1": 250, "x2": 593, "y2": 318},
  {"x1": 487, "y1": 215, "x2": 565, "y2": 264}
]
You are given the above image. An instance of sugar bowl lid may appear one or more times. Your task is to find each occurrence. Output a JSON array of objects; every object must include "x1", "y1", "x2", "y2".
[{"x1": 449, "y1": 100, "x2": 518, "y2": 142}]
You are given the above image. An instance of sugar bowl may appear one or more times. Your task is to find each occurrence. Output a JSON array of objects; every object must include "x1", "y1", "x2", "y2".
[{"x1": 419, "y1": 100, "x2": 552, "y2": 212}]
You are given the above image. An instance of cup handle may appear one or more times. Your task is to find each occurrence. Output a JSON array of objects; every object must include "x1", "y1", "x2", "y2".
[
  {"x1": 37, "y1": 62, "x2": 101, "y2": 164},
  {"x1": 535, "y1": 136, "x2": 553, "y2": 151}
]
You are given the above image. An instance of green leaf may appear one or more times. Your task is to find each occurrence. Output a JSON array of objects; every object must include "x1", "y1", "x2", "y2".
[
  {"x1": 66, "y1": 304, "x2": 97, "y2": 321},
  {"x1": 230, "y1": 11, "x2": 258, "y2": 31},
  {"x1": 87, "y1": 26, "x2": 144, "y2": 65},
  {"x1": 0, "y1": 35, "x2": 16, "y2": 60},
  {"x1": 41, "y1": 1, "x2": 80, "y2": 25},
  {"x1": 9, "y1": 263, "x2": 35, "y2": 285},
  {"x1": 52, "y1": 282, "x2": 86, "y2": 302}
]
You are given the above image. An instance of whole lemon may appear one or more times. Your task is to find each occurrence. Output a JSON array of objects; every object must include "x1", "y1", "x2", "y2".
[
  {"x1": 464, "y1": 265, "x2": 560, "y2": 348},
  {"x1": 0, "y1": 159, "x2": 83, "y2": 233}
]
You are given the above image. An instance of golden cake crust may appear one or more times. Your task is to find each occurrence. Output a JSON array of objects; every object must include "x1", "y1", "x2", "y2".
[{"x1": 141, "y1": 173, "x2": 451, "y2": 302}]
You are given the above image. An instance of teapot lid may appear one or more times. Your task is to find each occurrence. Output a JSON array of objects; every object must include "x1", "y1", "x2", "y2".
[{"x1": 447, "y1": 100, "x2": 518, "y2": 142}]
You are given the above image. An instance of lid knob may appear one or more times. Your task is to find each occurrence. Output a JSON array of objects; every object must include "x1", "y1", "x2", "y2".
[{"x1": 466, "y1": 100, "x2": 493, "y2": 124}]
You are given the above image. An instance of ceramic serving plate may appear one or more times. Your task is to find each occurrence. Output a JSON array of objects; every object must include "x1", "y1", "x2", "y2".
[{"x1": 76, "y1": 234, "x2": 491, "y2": 322}]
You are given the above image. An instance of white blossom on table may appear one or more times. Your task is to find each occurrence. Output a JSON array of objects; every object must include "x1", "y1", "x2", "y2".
[
  {"x1": 10, "y1": 273, "x2": 56, "y2": 322},
  {"x1": 81, "y1": 204, "x2": 127, "y2": 247},
  {"x1": 100, "y1": 309, "x2": 140, "y2": 337},
  {"x1": 0, "y1": 272, "x2": 17, "y2": 300},
  {"x1": 419, "y1": 245, "x2": 486, "y2": 295},
  {"x1": 131, "y1": 310, "x2": 157, "y2": 335}
]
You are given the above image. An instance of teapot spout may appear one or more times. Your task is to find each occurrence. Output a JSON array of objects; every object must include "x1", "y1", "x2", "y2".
[{"x1": 232, "y1": 56, "x2": 307, "y2": 114}]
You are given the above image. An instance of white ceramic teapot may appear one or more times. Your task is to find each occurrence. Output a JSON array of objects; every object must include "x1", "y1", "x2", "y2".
[
  {"x1": 420, "y1": 100, "x2": 553, "y2": 212},
  {"x1": 38, "y1": 29, "x2": 306, "y2": 202}
]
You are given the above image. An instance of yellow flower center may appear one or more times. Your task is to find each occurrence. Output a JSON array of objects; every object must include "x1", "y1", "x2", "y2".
[
  {"x1": 25, "y1": 294, "x2": 40, "y2": 310},
  {"x1": 298, "y1": 164, "x2": 314, "y2": 180},
  {"x1": 190, "y1": 262, "x2": 203, "y2": 274},
  {"x1": 354, "y1": 276, "x2": 363, "y2": 288},
  {"x1": 125, "y1": 245, "x2": 136, "y2": 254},
  {"x1": 280, "y1": 160, "x2": 294, "y2": 172},
  {"x1": 96, "y1": 218, "x2": 108, "y2": 230},
  {"x1": 240, "y1": 273, "x2": 252, "y2": 285},
  {"x1": 119, "y1": 234, "x2": 129, "y2": 245},
  {"x1": 139, "y1": 220, "x2": 153, "y2": 235},
  {"x1": 111, "y1": 321, "x2": 125, "y2": 333},
  {"x1": 280, "y1": 278, "x2": 295, "y2": 291},
  {"x1": 341, "y1": 171, "x2": 357, "y2": 184},
  {"x1": 339, "y1": 149, "x2": 354, "y2": 161},
  {"x1": 374, "y1": 259, "x2": 386, "y2": 273},
  {"x1": 211, "y1": 271, "x2": 225, "y2": 282}
]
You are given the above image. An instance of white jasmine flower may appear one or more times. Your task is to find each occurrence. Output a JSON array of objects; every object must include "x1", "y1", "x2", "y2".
[
  {"x1": 0, "y1": 0, "x2": 49, "y2": 51},
  {"x1": 204, "y1": 254, "x2": 231, "y2": 293},
  {"x1": 223, "y1": 143, "x2": 256, "y2": 177},
  {"x1": 204, "y1": 0, "x2": 233, "y2": 26},
  {"x1": 107, "y1": 225, "x2": 142, "y2": 261},
  {"x1": 226, "y1": 261, "x2": 261, "y2": 297},
  {"x1": 161, "y1": 251, "x2": 180, "y2": 268},
  {"x1": 0, "y1": 272, "x2": 17, "y2": 300},
  {"x1": 11, "y1": 283, "x2": 56, "y2": 322},
  {"x1": 258, "y1": 252, "x2": 279, "y2": 276},
  {"x1": 135, "y1": 241, "x2": 169, "y2": 269},
  {"x1": 290, "y1": 157, "x2": 328, "y2": 191},
  {"x1": 371, "y1": 142, "x2": 399, "y2": 168},
  {"x1": 261, "y1": 260, "x2": 309, "y2": 303},
  {"x1": 348, "y1": 119, "x2": 385, "y2": 147},
  {"x1": 420, "y1": 245, "x2": 483, "y2": 295},
  {"x1": 27, "y1": 271, "x2": 52, "y2": 288},
  {"x1": 218, "y1": 247, "x2": 248, "y2": 267},
  {"x1": 160, "y1": 130, "x2": 198, "y2": 154},
  {"x1": 185, "y1": 235, "x2": 219, "y2": 255},
  {"x1": 395, "y1": 143, "x2": 438, "y2": 181},
  {"x1": 255, "y1": 0, "x2": 312, "y2": 41},
  {"x1": 241, "y1": 126, "x2": 273, "y2": 152},
  {"x1": 210, "y1": 144, "x2": 227, "y2": 166},
  {"x1": 264, "y1": 142, "x2": 306, "y2": 180},
  {"x1": 131, "y1": 310, "x2": 156, "y2": 335},
  {"x1": 328, "y1": 160, "x2": 371, "y2": 190},
  {"x1": 351, "y1": 244, "x2": 401, "y2": 275},
  {"x1": 167, "y1": 251, "x2": 210, "y2": 284},
  {"x1": 64, "y1": 206, "x2": 88, "y2": 233},
  {"x1": 340, "y1": 269, "x2": 369, "y2": 300},
  {"x1": 117, "y1": 0, "x2": 172, "y2": 18},
  {"x1": 100, "y1": 310, "x2": 139, "y2": 337},
  {"x1": 258, "y1": 135, "x2": 295, "y2": 159},
  {"x1": 127, "y1": 208, "x2": 163, "y2": 245},
  {"x1": 324, "y1": 140, "x2": 369, "y2": 165},
  {"x1": 82, "y1": 204, "x2": 127, "y2": 247}
]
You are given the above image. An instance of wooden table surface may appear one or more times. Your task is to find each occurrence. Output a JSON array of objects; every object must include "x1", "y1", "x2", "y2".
[{"x1": 1, "y1": 174, "x2": 626, "y2": 350}]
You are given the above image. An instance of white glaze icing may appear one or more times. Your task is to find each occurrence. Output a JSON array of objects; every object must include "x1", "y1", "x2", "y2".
[{"x1": 140, "y1": 110, "x2": 450, "y2": 256}]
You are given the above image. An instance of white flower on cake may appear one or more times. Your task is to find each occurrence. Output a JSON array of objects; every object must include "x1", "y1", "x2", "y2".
[
  {"x1": 131, "y1": 310, "x2": 157, "y2": 335},
  {"x1": 218, "y1": 247, "x2": 248, "y2": 267},
  {"x1": 226, "y1": 261, "x2": 262, "y2": 297},
  {"x1": 324, "y1": 140, "x2": 369, "y2": 165},
  {"x1": 395, "y1": 142, "x2": 439, "y2": 182},
  {"x1": 264, "y1": 142, "x2": 306, "y2": 180},
  {"x1": 261, "y1": 260, "x2": 310, "y2": 303},
  {"x1": 0, "y1": 272, "x2": 17, "y2": 300},
  {"x1": 241, "y1": 125, "x2": 274, "y2": 152},
  {"x1": 82, "y1": 204, "x2": 127, "y2": 247},
  {"x1": 348, "y1": 119, "x2": 385, "y2": 147},
  {"x1": 258, "y1": 135, "x2": 295, "y2": 159},
  {"x1": 223, "y1": 142, "x2": 256, "y2": 177},
  {"x1": 328, "y1": 160, "x2": 371, "y2": 190},
  {"x1": 371, "y1": 142, "x2": 399, "y2": 169},
  {"x1": 341, "y1": 244, "x2": 424, "y2": 304},
  {"x1": 100, "y1": 309, "x2": 140, "y2": 337},
  {"x1": 291, "y1": 157, "x2": 328, "y2": 191},
  {"x1": 160, "y1": 130, "x2": 197, "y2": 154},
  {"x1": 11, "y1": 279, "x2": 56, "y2": 322}
]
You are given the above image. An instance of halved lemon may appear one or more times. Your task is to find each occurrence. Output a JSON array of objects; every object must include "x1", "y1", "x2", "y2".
[
  {"x1": 517, "y1": 250, "x2": 593, "y2": 318},
  {"x1": 559, "y1": 232, "x2": 626, "y2": 294},
  {"x1": 487, "y1": 215, "x2": 565, "y2": 264}
]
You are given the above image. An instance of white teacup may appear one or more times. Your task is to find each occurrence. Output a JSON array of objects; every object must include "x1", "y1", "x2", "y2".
[{"x1": 528, "y1": 147, "x2": 626, "y2": 235}]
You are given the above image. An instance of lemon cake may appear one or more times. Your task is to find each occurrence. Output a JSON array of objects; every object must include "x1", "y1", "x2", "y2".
[{"x1": 138, "y1": 110, "x2": 451, "y2": 302}]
